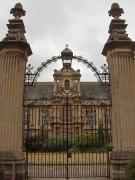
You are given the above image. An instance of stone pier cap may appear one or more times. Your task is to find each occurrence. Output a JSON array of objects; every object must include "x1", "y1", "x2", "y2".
[
  {"x1": 0, "y1": 2, "x2": 32, "y2": 56},
  {"x1": 102, "y1": 2, "x2": 135, "y2": 56}
]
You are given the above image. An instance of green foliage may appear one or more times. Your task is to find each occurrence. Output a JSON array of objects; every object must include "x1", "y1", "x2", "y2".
[
  {"x1": 27, "y1": 134, "x2": 73, "y2": 152},
  {"x1": 0, "y1": 163, "x2": 4, "y2": 180},
  {"x1": 26, "y1": 126, "x2": 110, "y2": 152},
  {"x1": 74, "y1": 132, "x2": 105, "y2": 150},
  {"x1": 45, "y1": 135, "x2": 72, "y2": 150},
  {"x1": 74, "y1": 124, "x2": 106, "y2": 151},
  {"x1": 127, "y1": 158, "x2": 135, "y2": 180}
]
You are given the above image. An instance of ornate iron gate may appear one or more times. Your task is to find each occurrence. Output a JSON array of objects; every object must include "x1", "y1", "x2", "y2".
[{"x1": 23, "y1": 99, "x2": 111, "y2": 179}]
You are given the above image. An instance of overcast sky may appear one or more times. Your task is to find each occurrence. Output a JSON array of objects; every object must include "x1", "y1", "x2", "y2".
[{"x1": 0, "y1": 0, "x2": 135, "y2": 81}]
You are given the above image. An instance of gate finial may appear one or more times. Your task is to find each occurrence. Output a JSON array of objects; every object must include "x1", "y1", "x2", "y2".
[
  {"x1": 66, "y1": 44, "x2": 69, "y2": 48},
  {"x1": 10, "y1": 3, "x2": 26, "y2": 19},
  {"x1": 108, "y1": 3, "x2": 124, "y2": 18}
]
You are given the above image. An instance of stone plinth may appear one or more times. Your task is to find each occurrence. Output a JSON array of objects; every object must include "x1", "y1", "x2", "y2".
[
  {"x1": 110, "y1": 151, "x2": 135, "y2": 180},
  {"x1": 0, "y1": 153, "x2": 25, "y2": 180}
]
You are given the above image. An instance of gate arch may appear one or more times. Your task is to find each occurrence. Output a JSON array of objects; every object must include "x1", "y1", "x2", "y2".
[{"x1": 25, "y1": 55, "x2": 109, "y2": 86}]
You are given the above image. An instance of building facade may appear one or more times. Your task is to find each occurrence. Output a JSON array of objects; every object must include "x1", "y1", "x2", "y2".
[{"x1": 24, "y1": 47, "x2": 111, "y2": 146}]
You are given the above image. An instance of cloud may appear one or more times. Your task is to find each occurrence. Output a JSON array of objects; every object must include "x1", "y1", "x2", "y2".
[{"x1": 0, "y1": 0, "x2": 135, "y2": 81}]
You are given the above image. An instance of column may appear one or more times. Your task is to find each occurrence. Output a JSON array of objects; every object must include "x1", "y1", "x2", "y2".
[
  {"x1": 0, "y1": 3, "x2": 32, "y2": 180},
  {"x1": 102, "y1": 3, "x2": 135, "y2": 180}
]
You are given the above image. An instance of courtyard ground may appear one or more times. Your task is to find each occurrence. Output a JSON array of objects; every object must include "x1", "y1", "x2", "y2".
[
  {"x1": 27, "y1": 152, "x2": 108, "y2": 164},
  {"x1": 27, "y1": 152, "x2": 109, "y2": 179}
]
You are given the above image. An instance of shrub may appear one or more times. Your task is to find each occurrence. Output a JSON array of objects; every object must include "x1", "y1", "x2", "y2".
[
  {"x1": 0, "y1": 164, "x2": 4, "y2": 180},
  {"x1": 127, "y1": 158, "x2": 135, "y2": 180},
  {"x1": 47, "y1": 136, "x2": 72, "y2": 151},
  {"x1": 74, "y1": 133, "x2": 103, "y2": 149},
  {"x1": 26, "y1": 134, "x2": 73, "y2": 152}
]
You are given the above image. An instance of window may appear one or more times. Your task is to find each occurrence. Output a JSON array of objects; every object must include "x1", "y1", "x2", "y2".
[
  {"x1": 65, "y1": 80, "x2": 70, "y2": 90},
  {"x1": 61, "y1": 105, "x2": 72, "y2": 122},
  {"x1": 86, "y1": 108, "x2": 96, "y2": 128},
  {"x1": 40, "y1": 108, "x2": 49, "y2": 128}
]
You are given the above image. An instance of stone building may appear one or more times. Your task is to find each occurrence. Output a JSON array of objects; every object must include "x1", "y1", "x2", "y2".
[{"x1": 24, "y1": 46, "x2": 111, "y2": 141}]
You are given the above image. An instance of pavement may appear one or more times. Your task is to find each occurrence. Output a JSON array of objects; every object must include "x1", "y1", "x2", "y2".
[
  {"x1": 28, "y1": 164, "x2": 109, "y2": 180},
  {"x1": 28, "y1": 164, "x2": 108, "y2": 177}
]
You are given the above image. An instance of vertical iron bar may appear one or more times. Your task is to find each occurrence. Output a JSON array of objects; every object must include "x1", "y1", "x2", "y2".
[
  {"x1": 25, "y1": 106, "x2": 29, "y2": 179},
  {"x1": 66, "y1": 92, "x2": 69, "y2": 179}
]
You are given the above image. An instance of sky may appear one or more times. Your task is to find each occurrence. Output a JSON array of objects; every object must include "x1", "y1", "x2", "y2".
[{"x1": 0, "y1": 0, "x2": 135, "y2": 82}]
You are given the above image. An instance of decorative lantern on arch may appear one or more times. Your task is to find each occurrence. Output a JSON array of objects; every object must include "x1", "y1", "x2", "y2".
[{"x1": 61, "y1": 44, "x2": 73, "y2": 68}]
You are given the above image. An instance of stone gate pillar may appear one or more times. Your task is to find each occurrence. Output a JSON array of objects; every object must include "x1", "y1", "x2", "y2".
[
  {"x1": 0, "y1": 3, "x2": 32, "y2": 180},
  {"x1": 102, "y1": 3, "x2": 135, "y2": 180}
]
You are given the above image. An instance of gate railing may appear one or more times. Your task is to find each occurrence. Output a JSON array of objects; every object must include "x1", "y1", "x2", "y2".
[{"x1": 23, "y1": 99, "x2": 112, "y2": 178}]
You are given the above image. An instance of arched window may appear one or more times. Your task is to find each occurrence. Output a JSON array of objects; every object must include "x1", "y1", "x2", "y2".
[{"x1": 65, "y1": 80, "x2": 70, "y2": 90}]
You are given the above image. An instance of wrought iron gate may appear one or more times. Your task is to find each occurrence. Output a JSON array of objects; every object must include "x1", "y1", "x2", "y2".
[{"x1": 23, "y1": 99, "x2": 111, "y2": 179}]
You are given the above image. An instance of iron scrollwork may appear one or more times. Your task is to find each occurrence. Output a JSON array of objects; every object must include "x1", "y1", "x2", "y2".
[{"x1": 25, "y1": 55, "x2": 110, "y2": 86}]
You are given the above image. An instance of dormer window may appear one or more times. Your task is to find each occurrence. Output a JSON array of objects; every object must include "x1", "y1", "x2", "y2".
[{"x1": 65, "y1": 80, "x2": 70, "y2": 90}]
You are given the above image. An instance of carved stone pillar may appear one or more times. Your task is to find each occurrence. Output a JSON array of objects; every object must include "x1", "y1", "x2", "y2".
[
  {"x1": 0, "y1": 3, "x2": 32, "y2": 180},
  {"x1": 102, "y1": 3, "x2": 135, "y2": 180}
]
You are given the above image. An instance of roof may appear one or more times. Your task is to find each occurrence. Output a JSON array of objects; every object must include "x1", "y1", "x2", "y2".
[
  {"x1": 24, "y1": 82, "x2": 109, "y2": 100},
  {"x1": 24, "y1": 82, "x2": 54, "y2": 100},
  {"x1": 80, "y1": 82, "x2": 109, "y2": 100}
]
